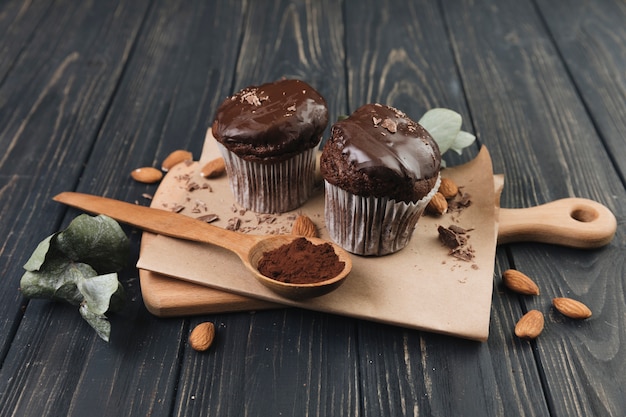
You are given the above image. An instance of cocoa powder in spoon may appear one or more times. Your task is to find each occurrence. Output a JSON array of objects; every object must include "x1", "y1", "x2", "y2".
[{"x1": 258, "y1": 237, "x2": 345, "y2": 284}]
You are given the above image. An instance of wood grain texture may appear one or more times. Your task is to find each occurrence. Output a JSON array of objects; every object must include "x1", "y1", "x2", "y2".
[
  {"x1": 0, "y1": 1, "x2": 244, "y2": 416},
  {"x1": 445, "y1": 0, "x2": 626, "y2": 415},
  {"x1": 168, "y1": 1, "x2": 359, "y2": 416},
  {"x1": 342, "y1": 1, "x2": 547, "y2": 416},
  {"x1": 535, "y1": 0, "x2": 626, "y2": 182},
  {"x1": 0, "y1": 0, "x2": 625, "y2": 415},
  {"x1": 0, "y1": 0, "x2": 151, "y2": 388}
]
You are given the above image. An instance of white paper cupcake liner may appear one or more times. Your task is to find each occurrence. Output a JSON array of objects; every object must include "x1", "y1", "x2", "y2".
[
  {"x1": 324, "y1": 174, "x2": 441, "y2": 256},
  {"x1": 217, "y1": 143, "x2": 316, "y2": 213}
]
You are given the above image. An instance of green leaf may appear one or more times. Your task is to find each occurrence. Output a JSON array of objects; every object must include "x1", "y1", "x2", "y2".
[
  {"x1": 450, "y1": 130, "x2": 476, "y2": 155},
  {"x1": 20, "y1": 260, "x2": 98, "y2": 305},
  {"x1": 79, "y1": 303, "x2": 112, "y2": 343},
  {"x1": 419, "y1": 108, "x2": 475, "y2": 157},
  {"x1": 77, "y1": 273, "x2": 124, "y2": 315},
  {"x1": 20, "y1": 214, "x2": 129, "y2": 342},
  {"x1": 55, "y1": 214, "x2": 129, "y2": 273},
  {"x1": 23, "y1": 235, "x2": 56, "y2": 272}
]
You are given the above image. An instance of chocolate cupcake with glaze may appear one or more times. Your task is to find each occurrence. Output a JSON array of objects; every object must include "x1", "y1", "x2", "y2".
[
  {"x1": 212, "y1": 79, "x2": 328, "y2": 213},
  {"x1": 320, "y1": 103, "x2": 441, "y2": 255}
]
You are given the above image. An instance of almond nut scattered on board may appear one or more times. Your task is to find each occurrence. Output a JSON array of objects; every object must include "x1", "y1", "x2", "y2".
[
  {"x1": 291, "y1": 215, "x2": 318, "y2": 238},
  {"x1": 552, "y1": 297, "x2": 592, "y2": 319},
  {"x1": 189, "y1": 322, "x2": 215, "y2": 351},
  {"x1": 131, "y1": 167, "x2": 163, "y2": 184},
  {"x1": 161, "y1": 150, "x2": 193, "y2": 172},
  {"x1": 426, "y1": 192, "x2": 448, "y2": 215},
  {"x1": 439, "y1": 177, "x2": 459, "y2": 199},
  {"x1": 515, "y1": 310, "x2": 544, "y2": 340},
  {"x1": 200, "y1": 157, "x2": 226, "y2": 178},
  {"x1": 502, "y1": 269, "x2": 540, "y2": 295}
]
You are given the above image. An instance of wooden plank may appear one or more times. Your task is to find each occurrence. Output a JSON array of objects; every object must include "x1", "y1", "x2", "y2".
[
  {"x1": 444, "y1": 0, "x2": 626, "y2": 415},
  {"x1": 342, "y1": 1, "x2": 550, "y2": 415},
  {"x1": 0, "y1": 0, "x2": 153, "y2": 415},
  {"x1": 169, "y1": 1, "x2": 357, "y2": 416},
  {"x1": 535, "y1": 0, "x2": 626, "y2": 181},
  {"x1": 0, "y1": 0, "x2": 54, "y2": 83},
  {"x1": 30, "y1": 2, "x2": 251, "y2": 417}
]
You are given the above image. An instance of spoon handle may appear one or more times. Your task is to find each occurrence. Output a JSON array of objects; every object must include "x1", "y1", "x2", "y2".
[{"x1": 53, "y1": 192, "x2": 262, "y2": 257}]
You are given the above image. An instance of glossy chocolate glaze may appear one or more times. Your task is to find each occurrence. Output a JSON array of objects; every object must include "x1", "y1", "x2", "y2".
[
  {"x1": 320, "y1": 104, "x2": 441, "y2": 202},
  {"x1": 212, "y1": 79, "x2": 328, "y2": 163}
]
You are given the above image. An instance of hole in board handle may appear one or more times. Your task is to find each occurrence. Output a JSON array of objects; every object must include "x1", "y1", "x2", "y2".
[{"x1": 570, "y1": 206, "x2": 599, "y2": 223}]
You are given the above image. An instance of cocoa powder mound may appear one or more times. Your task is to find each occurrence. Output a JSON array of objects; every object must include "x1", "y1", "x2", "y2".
[{"x1": 258, "y1": 237, "x2": 345, "y2": 284}]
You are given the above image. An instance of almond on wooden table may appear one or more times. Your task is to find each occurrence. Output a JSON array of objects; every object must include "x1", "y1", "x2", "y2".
[
  {"x1": 552, "y1": 297, "x2": 592, "y2": 319},
  {"x1": 291, "y1": 215, "x2": 318, "y2": 238},
  {"x1": 161, "y1": 150, "x2": 193, "y2": 172},
  {"x1": 502, "y1": 269, "x2": 540, "y2": 295},
  {"x1": 131, "y1": 167, "x2": 163, "y2": 183},
  {"x1": 200, "y1": 157, "x2": 226, "y2": 178},
  {"x1": 515, "y1": 310, "x2": 544, "y2": 340},
  {"x1": 189, "y1": 322, "x2": 215, "y2": 351}
]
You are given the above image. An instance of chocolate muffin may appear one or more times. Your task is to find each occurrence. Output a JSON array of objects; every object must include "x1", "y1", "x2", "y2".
[
  {"x1": 320, "y1": 103, "x2": 441, "y2": 255},
  {"x1": 212, "y1": 79, "x2": 328, "y2": 213}
]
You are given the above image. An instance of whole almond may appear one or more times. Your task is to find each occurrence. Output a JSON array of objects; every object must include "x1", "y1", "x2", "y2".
[
  {"x1": 131, "y1": 167, "x2": 163, "y2": 184},
  {"x1": 515, "y1": 310, "x2": 544, "y2": 340},
  {"x1": 200, "y1": 157, "x2": 226, "y2": 178},
  {"x1": 291, "y1": 215, "x2": 318, "y2": 238},
  {"x1": 439, "y1": 177, "x2": 459, "y2": 199},
  {"x1": 552, "y1": 297, "x2": 592, "y2": 319},
  {"x1": 161, "y1": 150, "x2": 193, "y2": 172},
  {"x1": 426, "y1": 192, "x2": 448, "y2": 215},
  {"x1": 189, "y1": 322, "x2": 215, "y2": 351},
  {"x1": 502, "y1": 269, "x2": 540, "y2": 295}
]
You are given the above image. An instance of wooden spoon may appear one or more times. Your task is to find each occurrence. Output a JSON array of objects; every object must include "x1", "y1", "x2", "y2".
[{"x1": 53, "y1": 192, "x2": 352, "y2": 299}]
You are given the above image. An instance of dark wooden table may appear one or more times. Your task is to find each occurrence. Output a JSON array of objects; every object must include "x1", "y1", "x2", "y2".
[{"x1": 2, "y1": 0, "x2": 625, "y2": 415}]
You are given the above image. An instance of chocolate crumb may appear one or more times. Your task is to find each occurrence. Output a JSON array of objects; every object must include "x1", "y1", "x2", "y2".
[
  {"x1": 448, "y1": 192, "x2": 472, "y2": 212},
  {"x1": 171, "y1": 204, "x2": 185, "y2": 213},
  {"x1": 187, "y1": 182, "x2": 201, "y2": 192},
  {"x1": 197, "y1": 214, "x2": 219, "y2": 223},
  {"x1": 438, "y1": 224, "x2": 475, "y2": 262},
  {"x1": 226, "y1": 217, "x2": 241, "y2": 231}
]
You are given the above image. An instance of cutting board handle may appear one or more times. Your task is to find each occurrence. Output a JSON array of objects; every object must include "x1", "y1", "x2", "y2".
[{"x1": 497, "y1": 198, "x2": 617, "y2": 249}]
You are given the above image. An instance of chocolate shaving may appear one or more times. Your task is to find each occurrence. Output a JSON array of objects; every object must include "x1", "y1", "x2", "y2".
[
  {"x1": 448, "y1": 192, "x2": 472, "y2": 212},
  {"x1": 196, "y1": 214, "x2": 219, "y2": 223},
  {"x1": 186, "y1": 182, "x2": 201, "y2": 192},
  {"x1": 226, "y1": 217, "x2": 241, "y2": 231},
  {"x1": 171, "y1": 204, "x2": 185, "y2": 213},
  {"x1": 438, "y1": 225, "x2": 475, "y2": 262}
]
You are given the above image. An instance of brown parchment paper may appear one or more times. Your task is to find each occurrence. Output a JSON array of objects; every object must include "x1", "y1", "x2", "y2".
[{"x1": 137, "y1": 133, "x2": 497, "y2": 341}]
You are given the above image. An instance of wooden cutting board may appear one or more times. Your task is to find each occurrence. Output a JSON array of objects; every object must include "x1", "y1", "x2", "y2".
[{"x1": 136, "y1": 134, "x2": 616, "y2": 341}]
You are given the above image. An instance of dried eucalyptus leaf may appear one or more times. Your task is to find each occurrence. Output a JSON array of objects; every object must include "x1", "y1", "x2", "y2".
[
  {"x1": 79, "y1": 303, "x2": 111, "y2": 343},
  {"x1": 77, "y1": 273, "x2": 124, "y2": 315},
  {"x1": 450, "y1": 130, "x2": 476, "y2": 155},
  {"x1": 20, "y1": 261, "x2": 98, "y2": 306},
  {"x1": 419, "y1": 108, "x2": 462, "y2": 154},
  {"x1": 55, "y1": 214, "x2": 129, "y2": 273},
  {"x1": 20, "y1": 214, "x2": 129, "y2": 342},
  {"x1": 419, "y1": 107, "x2": 476, "y2": 159},
  {"x1": 23, "y1": 235, "x2": 57, "y2": 272}
]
